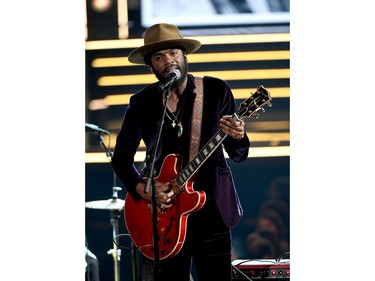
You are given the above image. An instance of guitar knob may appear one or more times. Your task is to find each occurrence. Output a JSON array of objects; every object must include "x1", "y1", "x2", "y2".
[{"x1": 166, "y1": 238, "x2": 172, "y2": 244}]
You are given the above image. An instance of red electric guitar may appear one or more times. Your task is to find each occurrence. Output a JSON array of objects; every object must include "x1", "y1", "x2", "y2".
[{"x1": 124, "y1": 85, "x2": 272, "y2": 260}]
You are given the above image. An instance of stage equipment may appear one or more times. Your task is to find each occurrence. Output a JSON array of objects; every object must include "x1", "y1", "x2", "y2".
[{"x1": 232, "y1": 259, "x2": 290, "y2": 280}]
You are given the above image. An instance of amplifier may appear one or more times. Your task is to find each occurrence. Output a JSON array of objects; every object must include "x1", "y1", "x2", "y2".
[{"x1": 232, "y1": 259, "x2": 290, "y2": 280}]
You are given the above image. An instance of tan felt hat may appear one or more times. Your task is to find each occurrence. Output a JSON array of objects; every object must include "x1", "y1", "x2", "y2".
[{"x1": 128, "y1": 23, "x2": 201, "y2": 64}]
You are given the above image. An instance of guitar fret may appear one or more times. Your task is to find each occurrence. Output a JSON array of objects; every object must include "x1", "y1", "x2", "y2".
[
  {"x1": 187, "y1": 163, "x2": 194, "y2": 173},
  {"x1": 190, "y1": 160, "x2": 197, "y2": 170},
  {"x1": 176, "y1": 176, "x2": 183, "y2": 186},
  {"x1": 184, "y1": 169, "x2": 190, "y2": 180},
  {"x1": 208, "y1": 146, "x2": 213, "y2": 154},
  {"x1": 178, "y1": 173, "x2": 184, "y2": 183},
  {"x1": 195, "y1": 156, "x2": 202, "y2": 166},
  {"x1": 176, "y1": 167, "x2": 192, "y2": 186},
  {"x1": 181, "y1": 171, "x2": 188, "y2": 182},
  {"x1": 199, "y1": 153, "x2": 205, "y2": 162}
]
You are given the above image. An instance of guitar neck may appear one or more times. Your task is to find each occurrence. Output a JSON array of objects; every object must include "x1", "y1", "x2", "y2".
[
  {"x1": 174, "y1": 114, "x2": 250, "y2": 191},
  {"x1": 170, "y1": 85, "x2": 271, "y2": 194},
  {"x1": 174, "y1": 128, "x2": 227, "y2": 190}
]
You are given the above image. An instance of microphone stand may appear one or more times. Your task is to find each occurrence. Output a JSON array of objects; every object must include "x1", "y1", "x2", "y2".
[
  {"x1": 96, "y1": 134, "x2": 122, "y2": 281},
  {"x1": 96, "y1": 133, "x2": 138, "y2": 281},
  {"x1": 143, "y1": 86, "x2": 170, "y2": 281},
  {"x1": 107, "y1": 187, "x2": 122, "y2": 281}
]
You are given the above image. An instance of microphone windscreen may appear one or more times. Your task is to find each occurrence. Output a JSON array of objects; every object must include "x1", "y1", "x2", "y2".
[{"x1": 169, "y1": 69, "x2": 181, "y2": 79}]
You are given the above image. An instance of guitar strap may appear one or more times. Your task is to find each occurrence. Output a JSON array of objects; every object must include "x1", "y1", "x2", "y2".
[{"x1": 189, "y1": 76, "x2": 204, "y2": 162}]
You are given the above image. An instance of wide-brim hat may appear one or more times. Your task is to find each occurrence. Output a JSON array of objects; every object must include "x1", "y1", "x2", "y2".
[{"x1": 128, "y1": 23, "x2": 201, "y2": 64}]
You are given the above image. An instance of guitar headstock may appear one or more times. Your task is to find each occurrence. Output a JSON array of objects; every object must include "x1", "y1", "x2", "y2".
[{"x1": 237, "y1": 85, "x2": 272, "y2": 119}]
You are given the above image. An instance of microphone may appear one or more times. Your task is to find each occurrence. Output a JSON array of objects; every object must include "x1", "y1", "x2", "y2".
[
  {"x1": 157, "y1": 69, "x2": 181, "y2": 91},
  {"x1": 85, "y1": 123, "x2": 110, "y2": 135}
]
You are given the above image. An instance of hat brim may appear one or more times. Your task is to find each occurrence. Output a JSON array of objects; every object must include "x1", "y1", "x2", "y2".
[{"x1": 128, "y1": 38, "x2": 201, "y2": 64}]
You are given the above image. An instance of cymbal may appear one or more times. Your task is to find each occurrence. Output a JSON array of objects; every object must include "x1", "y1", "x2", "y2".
[{"x1": 85, "y1": 198, "x2": 125, "y2": 210}]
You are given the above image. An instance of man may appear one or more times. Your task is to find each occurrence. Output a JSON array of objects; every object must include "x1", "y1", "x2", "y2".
[{"x1": 111, "y1": 23, "x2": 250, "y2": 281}]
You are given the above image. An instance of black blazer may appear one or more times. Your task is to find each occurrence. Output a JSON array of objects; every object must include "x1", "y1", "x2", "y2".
[{"x1": 111, "y1": 74, "x2": 250, "y2": 228}]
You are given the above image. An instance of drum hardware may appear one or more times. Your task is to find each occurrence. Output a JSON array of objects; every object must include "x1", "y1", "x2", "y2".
[{"x1": 86, "y1": 123, "x2": 137, "y2": 281}]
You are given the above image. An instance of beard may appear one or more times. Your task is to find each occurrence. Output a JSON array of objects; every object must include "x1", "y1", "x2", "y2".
[{"x1": 153, "y1": 57, "x2": 188, "y2": 89}]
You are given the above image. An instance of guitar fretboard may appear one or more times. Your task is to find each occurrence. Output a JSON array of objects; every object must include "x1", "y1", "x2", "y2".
[
  {"x1": 175, "y1": 129, "x2": 228, "y2": 188},
  {"x1": 171, "y1": 85, "x2": 271, "y2": 192}
]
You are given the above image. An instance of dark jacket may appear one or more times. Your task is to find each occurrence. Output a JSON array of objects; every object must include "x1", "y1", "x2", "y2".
[{"x1": 111, "y1": 74, "x2": 250, "y2": 228}]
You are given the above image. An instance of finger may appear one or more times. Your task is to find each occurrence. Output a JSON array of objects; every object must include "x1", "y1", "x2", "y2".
[
  {"x1": 162, "y1": 202, "x2": 173, "y2": 209},
  {"x1": 160, "y1": 192, "x2": 173, "y2": 203},
  {"x1": 221, "y1": 115, "x2": 231, "y2": 121},
  {"x1": 220, "y1": 116, "x2": 234, "y2": 127},
  {"x1": 166, "y1": 190, "x2": 175, "y2": 197}
]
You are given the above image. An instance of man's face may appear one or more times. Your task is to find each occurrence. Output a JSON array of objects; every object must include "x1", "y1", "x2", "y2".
[{"x1": 150, "y1": 48, "x2": 188, "y2": 86}]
